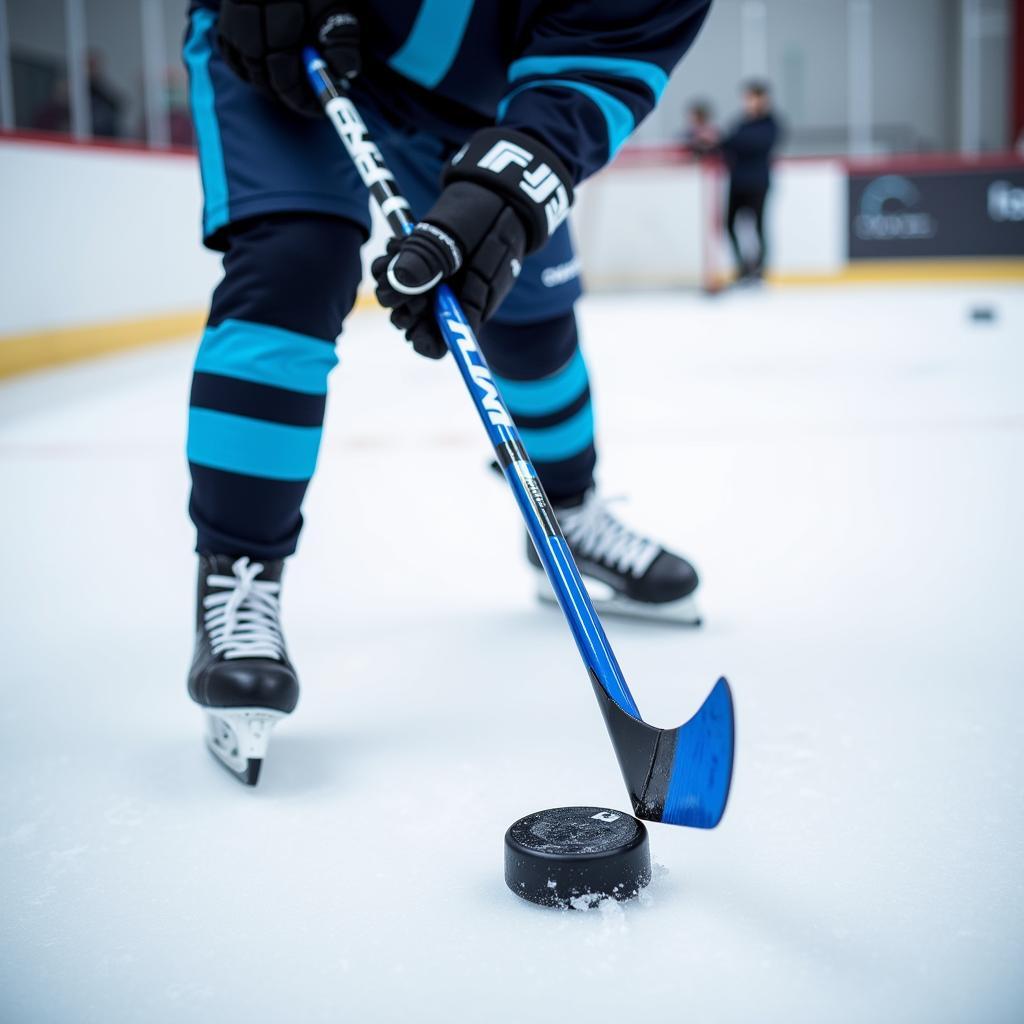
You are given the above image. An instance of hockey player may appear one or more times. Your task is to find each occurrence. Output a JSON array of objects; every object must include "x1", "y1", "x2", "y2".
[{"x1": 184, "y1": 0, "x2": 712, "y2": 783}]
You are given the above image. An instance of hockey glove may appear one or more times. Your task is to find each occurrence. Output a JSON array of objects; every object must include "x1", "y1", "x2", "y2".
[
  {"x1": 372, "y1": 128, "x2": 574, "y2": 359},
  {"x1": 218, "y1": 0, "x2": 360, "y2": 117}
]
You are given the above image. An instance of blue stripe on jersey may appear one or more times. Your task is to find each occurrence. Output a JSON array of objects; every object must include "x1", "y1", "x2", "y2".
[
  {"x1": 518, "y1": 401, "x2": 594, "y2": 462},
  {"x1": 492, "y1": 349, "x2": 589, "y2": 417},
  {"x1": 183, "y1": 9, "x2": 229, "y2": 237},
  {"x1": 194, "y1": 319, "x2": 338, "y2": 396},
  {"x1": 388, "y1": 0, "x2": 476, "y2": 89},
  {"x1": 508, "y1": 55, "x2": 670, "y2": 101},
  {"x1": 187, "y1": 408, "x2": 324, "y2": 481},
  {"x1": 498, "y1": 79, "x2": 636, "y2": 157}
]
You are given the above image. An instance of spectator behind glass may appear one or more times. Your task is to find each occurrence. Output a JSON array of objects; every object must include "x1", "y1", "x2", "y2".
[
  {"x1": 88, "y1": 50, "x2": 123, "y2": 138},
  {"x1": 33, "y1": 77, "x2": 70, "y2": 133},
  {"x1": 683, "y1": 100, "x2": 719, "y2": 156},
  {"x1": 31, "y1": 51, "x2": 123, "y2": 140},
  {"x1": 719, "y1": 80, "x2": 782, "y2": 282}
]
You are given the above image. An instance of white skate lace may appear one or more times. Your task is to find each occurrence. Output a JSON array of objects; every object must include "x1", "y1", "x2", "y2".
[
  {"x1": 559, "y1": 493, "x2": 661, "y2": 578},
  {"x1": 203, "y1": 557, "x2": 284, "y2": 661}
]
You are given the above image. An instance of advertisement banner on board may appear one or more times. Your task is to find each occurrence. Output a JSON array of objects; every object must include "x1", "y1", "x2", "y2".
[{"x1": 848, "y1": 166, "x2": 1024, "y2": 259}]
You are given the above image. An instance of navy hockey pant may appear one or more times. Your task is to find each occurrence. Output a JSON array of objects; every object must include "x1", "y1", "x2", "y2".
[{"x1": 187, "y1": 214, "x2": 597, "y2": 558}]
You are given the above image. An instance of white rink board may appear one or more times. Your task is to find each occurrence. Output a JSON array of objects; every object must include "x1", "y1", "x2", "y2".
[
  {"x1": 1, "y1": 284, "x2": 1022, "y2": 1023},
  {"x1": 576, "y1": 156, "x2": 847, "y2": 287},
  {"x1": 574, "y1": 162, "x2": 709, "y2": 287},
  {"x1": 768, "y1": 159, "x2": 847, "y2": 274},
  {"x1": 0, "y1": 140, "x2": 221, "y2": 335},
  {"x1": 0, "y1": 140, "x2": 848, "y2": 339}
]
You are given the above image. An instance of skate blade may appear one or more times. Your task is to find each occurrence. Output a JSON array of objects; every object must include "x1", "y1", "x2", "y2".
[
  {"x1": 204, "y1": 708, "x2": 287, "y2": 786},
  {"x1": 535, "y1": 573, "x2": 702, "y2": 627}
]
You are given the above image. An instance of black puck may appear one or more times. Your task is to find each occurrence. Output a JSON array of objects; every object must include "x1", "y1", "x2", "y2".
[
  {"x1": 504, "y1": 806, "x2": 651, "y2": 908},
  {"x1": 969, "y1": 305, "x2": 996, "y2": 322}
]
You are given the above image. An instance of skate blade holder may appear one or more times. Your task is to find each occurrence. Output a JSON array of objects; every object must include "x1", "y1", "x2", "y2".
[{"x1": 204, "y1": 708, "x2": 287, "y2": 786}]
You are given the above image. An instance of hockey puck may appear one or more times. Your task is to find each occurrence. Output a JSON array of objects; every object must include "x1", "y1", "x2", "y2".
[
  {"x1": 504, "y1": 806, "x2": 651, "y2": 908},
  {"x1": 969, "y1": 304, "x2": 996, "y2": 322}
]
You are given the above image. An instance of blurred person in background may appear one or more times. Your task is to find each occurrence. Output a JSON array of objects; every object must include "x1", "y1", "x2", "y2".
[
  {"x1": 682, "y1": 99, "x2": 718, "y2": 157},
  {"x1": 87, "y1": 50, "x2": 123, "y2": 138},
  {"x1": 719, "y1": 80, "x2": 780, "y2": 282},
  {"x1": 31, "y1": 51, "x2": 123, "y2": 139},
  {"x1": 33, "y1": 77, "x2": 70, "y2": 133}
]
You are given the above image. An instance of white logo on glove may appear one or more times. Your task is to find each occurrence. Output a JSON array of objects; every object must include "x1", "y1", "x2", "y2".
[
  {"x1": 477, "y1": 140, "x2": 533, "y2": 174},
  {"x1": 477, "y1": 140, "x2": 570, "y2": 234},
  {"x1": 319, "y1": 12, "x2": 357, "y2": 42},
  {"x1": 523, "y1": 167, "x2": 570, "y2": 234}
]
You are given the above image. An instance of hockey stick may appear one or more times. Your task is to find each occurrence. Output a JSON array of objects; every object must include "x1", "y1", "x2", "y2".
[{"x1": 303, "y1": 49, "x2": 734, "y2": 828}]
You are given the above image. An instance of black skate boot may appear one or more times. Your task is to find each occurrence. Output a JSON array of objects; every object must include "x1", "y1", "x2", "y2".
[
  {"x1": 189, "y1": 554, "x2": 299, "y2": 785},
  {"x1": 526, "y1": 490, "x2": 702, "y2": 625}
]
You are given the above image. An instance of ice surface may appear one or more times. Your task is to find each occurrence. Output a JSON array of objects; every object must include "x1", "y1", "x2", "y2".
[{"x1": 1, "y1": 285, "x2": 1023, "y2": 1023}]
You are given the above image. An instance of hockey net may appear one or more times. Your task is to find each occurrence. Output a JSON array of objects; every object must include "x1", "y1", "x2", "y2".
[{"x1": 572, "y1": 146, "x2": 726, "y2": 293}]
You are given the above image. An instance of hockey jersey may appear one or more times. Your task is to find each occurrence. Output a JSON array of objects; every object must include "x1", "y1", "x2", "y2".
[{"x1": 191, "y1": 0, "x2": 711, "y2": 184}]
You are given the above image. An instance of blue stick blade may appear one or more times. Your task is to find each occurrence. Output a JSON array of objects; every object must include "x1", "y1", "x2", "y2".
[
  {"x1": 659, "y1": 677, "x2": 735, "y2": 828},
  {"x1": 588, "y1": 671, "x2": 734, "y2": 828}
]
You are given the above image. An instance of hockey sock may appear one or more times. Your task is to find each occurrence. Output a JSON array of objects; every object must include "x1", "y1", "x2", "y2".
[{"x1": 477, "y1": 310, "x2": 596, "y2": 502}]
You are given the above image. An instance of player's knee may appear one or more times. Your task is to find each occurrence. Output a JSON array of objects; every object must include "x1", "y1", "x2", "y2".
[
  {"x1": 211, "y1": 213, "x2": 365, "y2": 341},
  {"x1": 479, "y1": 310, "x2": 579, "y2": 379}
]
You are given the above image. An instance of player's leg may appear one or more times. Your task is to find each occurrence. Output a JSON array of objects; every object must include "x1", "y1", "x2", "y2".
[
  {"x1": 188, "y1": 213, "x2": 360, "y2": 559},
  {"x1": 725, "y1": 184, "x2": 745, "y2": 278},
  {"x1": 183, "y1": 7, "x2": 371, "y2": 782},
  {"x1": 480, "y1": 227, "x2": 701, "y2": 624},
  {"x1": 186, "y1": 212, "x2": 363, "y2": 784},
  {"x1": 750, "y1": 186, "x2": 768, "y2": 276}
]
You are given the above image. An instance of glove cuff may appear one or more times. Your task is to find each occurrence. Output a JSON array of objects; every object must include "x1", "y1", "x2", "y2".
[{"x1": 441, "y1": 128, "x2": 574, "y2": 253}]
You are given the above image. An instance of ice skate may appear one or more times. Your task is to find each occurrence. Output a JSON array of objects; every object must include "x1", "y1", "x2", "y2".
[
  {"x1": 526, "y1": 490, "x2": 702, "y2": 626},
  {"x1": 188, "y1": 555, "x2": 299, "y2": 785}
]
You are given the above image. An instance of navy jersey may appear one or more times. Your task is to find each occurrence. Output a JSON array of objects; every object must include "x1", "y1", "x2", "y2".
[
  {"x1": 720, "y1": 113, "x2": 781, "y2": 192},
  {"x1": 192, "y1": 0, "x2": 711, "y2": 184}
]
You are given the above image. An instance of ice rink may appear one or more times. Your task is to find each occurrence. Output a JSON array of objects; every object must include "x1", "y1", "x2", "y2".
[{"x1": 2, "y1": 283, "x2": 1022, "y2": 1023}]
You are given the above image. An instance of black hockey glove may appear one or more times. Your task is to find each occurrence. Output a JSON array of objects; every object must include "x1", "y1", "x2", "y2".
[
  {"x1": 372, "y1": 128, "x2": 574, "y2": 359},
  {"x1": 218, "y1": 0, "x2": 360, "y2": 117}
]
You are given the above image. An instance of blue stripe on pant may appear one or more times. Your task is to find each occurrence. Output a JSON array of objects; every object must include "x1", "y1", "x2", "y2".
[
  {"x1": 478, "y1": 312, "x2": 597, "y2": 502},
  {"x1": 516, "y1": 403, "x2": 595, "y2": 463},
  {"x1": 194, "y1": 318, "x2": 339, "y2": 395},
  {"x1": 188, "y1": 407, "x2": 326, "y2": 481},
  {"x1": 183, "y1": 8, "x2": 229, "y2": 239}
]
